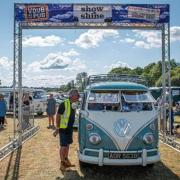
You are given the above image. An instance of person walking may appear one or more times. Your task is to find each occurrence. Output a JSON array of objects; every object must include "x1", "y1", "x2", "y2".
[
  {"x1": 46, "y1": 94, "x2": 56, "y2": 129},
  {"x1": 53, "y1": 89, "x2": 79, "y2": 172},
  {"x1": 0, "y1": 94, "x2": 7, "y2": 129},
  {"x1": 22, "y1": 93, "x2": 32, "y2": 130},
  {"x1": 170, "y1": 107, "x2": 174, "y2": 135}
]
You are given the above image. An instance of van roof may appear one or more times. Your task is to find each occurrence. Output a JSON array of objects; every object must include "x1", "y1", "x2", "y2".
[
  {"x1": 86, "y1": 82, "x2": 148, "y2": 91},
  {"x1": 150, "y1": 86, "x2": 180, "y2": 89}
]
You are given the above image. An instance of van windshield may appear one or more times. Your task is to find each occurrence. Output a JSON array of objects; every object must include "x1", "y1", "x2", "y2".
[
  {"x1": 87, "y1": 91, "x2": 120, "y2": 111},
  {"x1": 33, "y1": 91, "x2": 46, "y2": 99},
  {"x1": 122, "y1": 91, "x2": 155, "y2": 103},
  {"x1": 87, "y1": 91, "x2": 155, "y2": 112},
  {"x1": 121, "y1": 91, "x2": 155, "y2": 112}
]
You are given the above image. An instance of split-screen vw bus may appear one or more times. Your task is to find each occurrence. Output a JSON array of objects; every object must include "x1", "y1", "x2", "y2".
[{"x1": 78, "y1": 75, "x2": 160, "y2": 167}]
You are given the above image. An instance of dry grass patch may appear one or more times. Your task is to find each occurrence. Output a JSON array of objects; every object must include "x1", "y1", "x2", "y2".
[
  {"x1": 0, "y1": 116, "x2": 179, "y2": 180},
  {"x1": 0, "y1": 116, "x2": 18, "y2": 148}
]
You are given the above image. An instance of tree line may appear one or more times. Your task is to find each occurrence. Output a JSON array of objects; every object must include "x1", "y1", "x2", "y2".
[{"x1": 58, "y1": 59, "x2": 180, "y2": 92}]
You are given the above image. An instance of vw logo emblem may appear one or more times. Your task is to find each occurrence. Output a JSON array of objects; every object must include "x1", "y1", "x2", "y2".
[{"x1": 113, "y1": 119, "x2": 131, "y2": 137}]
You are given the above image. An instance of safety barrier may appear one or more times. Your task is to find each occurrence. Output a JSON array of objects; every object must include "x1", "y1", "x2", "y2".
[
  {"x1": 0, "y1": 126, "x2": 39, "y2": 161},
  {"x1": 159, "y1": 133, "x2": 180, "y2": 152}
]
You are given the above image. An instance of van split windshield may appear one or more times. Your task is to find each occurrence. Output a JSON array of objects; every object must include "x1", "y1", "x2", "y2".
[
  {"x1": 87, "y1": 91, "x2": 120, "y2": 111},
  {"x1": 87, "y1": 90, "x2": 155, "y2": 112},
  {"x1": 121, "y1": 91, "x2": 155, "y2": 112}
]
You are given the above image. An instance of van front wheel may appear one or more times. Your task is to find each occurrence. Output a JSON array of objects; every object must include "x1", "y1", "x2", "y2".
[
  {"x1": 79, "y1": 160, "x2": 90, "y2": 168},
  {"x1": 146, "y1": 163, "x2": 154, "y2": 168}
]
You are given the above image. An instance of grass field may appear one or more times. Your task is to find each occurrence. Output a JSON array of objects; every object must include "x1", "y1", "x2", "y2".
[{"x1": 0, "y1": 116, "x2": 180, "y2": 180}]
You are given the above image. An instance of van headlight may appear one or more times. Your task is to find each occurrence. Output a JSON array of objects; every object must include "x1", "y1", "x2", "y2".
[
  {"x1": 89, "y1": 133, "x2": 101, "y2": 145},
  {"x1": 86, "y1": 123, "x2": 93, "y2": 131},
  {"x1": 143, "y1": 133, "x2": 154, "y2": 144}
]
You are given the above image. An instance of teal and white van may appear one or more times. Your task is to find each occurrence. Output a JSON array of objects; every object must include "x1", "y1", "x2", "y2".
[{"x1": 78, "y1": 75, "x2": 160, "y2": 167}]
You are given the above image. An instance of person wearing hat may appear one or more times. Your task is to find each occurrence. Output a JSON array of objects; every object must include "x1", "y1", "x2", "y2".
[{"x1": 53, "y1": 89, "x2": 79, "y2": 171}]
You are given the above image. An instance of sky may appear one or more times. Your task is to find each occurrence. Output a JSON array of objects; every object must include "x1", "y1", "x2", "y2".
[{"x1": 0, "y1": 0, "x2": 180, "y2": 87}]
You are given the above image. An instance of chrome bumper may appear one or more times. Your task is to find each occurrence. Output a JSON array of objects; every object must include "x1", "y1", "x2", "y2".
[{"x1": 78, "y1": 148, "x2": 160, "y2": 166}]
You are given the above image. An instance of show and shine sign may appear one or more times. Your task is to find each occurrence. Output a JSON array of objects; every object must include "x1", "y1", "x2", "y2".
[
  {"x1": 15, "y1": 4, "x2": 169, "y2": 24},
  {"x1": 73, "y1": 5, "x2": 112, "y2": 23}
]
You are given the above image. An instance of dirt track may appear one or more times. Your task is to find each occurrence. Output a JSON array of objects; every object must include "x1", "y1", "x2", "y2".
[{"x1": 0, "y1": 117, "x2": 180, "y2": 180}]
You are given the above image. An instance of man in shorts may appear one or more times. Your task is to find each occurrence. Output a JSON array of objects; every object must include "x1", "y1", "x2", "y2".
[{"x1": 53, "y1": 89, "x2": 79, "y2": 171}]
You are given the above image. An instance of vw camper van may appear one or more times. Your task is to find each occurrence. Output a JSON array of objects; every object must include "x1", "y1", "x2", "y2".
[
  {"x1": 0, "y1": 88, "x2": 47, "y2": 116},
  {"x1": 78, "y1": 75, "x2": 160, "y2": 167}
]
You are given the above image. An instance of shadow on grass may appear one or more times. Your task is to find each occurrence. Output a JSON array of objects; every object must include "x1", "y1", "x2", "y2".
[
  {"x1": 56, "y1": 161, "x2": 179, "y2": 180},
  {"x1": 80, "y1": 161, "x2": 179, "y2": 180},
  {"x1": 34, "y1": 114, "x2": 48, "y2": 120},
  {"x1": 4, "y1": 151, "x2": 14, "y2": 180},
  {"x1": 56, "y1": 169, "x2": 83, "y2": 180},
  {"x1": 4, "y1": 146, "x2": 22, "y2": 180},
  {"x1": 6, "y1": 113, "x2": 48, "y2": 120}
]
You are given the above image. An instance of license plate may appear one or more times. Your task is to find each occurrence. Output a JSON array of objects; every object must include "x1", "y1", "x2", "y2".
[{"x1": 108, "y1": 153, "x2": 138, "y2": 159}]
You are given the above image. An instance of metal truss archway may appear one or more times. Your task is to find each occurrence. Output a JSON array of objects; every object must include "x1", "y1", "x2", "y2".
[
  {"x1": 2, "y1": 3, "x2": 179, "y2": 161},
  {"x1": 14, "y1": 22, "x2": 172, "y2": 136}
]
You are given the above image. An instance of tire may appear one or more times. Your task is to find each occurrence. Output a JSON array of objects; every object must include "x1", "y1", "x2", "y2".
[
  {"x1": 146, "y1": 163, "x2": 155, "y2": 168},
  {"x1": 79, "y1": 160, "x2": 90, "y2": 168},
  {"x1": 37, "y1": 112, "x2": 43, "y2": 116}
]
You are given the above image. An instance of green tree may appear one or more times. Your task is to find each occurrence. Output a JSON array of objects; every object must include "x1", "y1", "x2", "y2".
[
  {"x1": 76, "y1": 72, "x2": 88, "y2": 91},
  {"x1": 132, "y1": 67, "x2": 143, "y2": 75},
  {"x1": 109, "y1": 60, "x2": 179, "y2": 87},
  {"x1": 170, "y1": 66, "x2": 180, "y2": 86},
  {"x1": 109, "y1": 67, "x2": 132, "y2": 75}
]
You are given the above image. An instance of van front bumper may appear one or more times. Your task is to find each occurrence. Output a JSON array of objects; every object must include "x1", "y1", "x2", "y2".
[{"x1": 78, "y1": 148, "x2": 160, "y2": 166}]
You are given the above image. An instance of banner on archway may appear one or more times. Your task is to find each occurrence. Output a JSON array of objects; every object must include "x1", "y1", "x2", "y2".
[{"x1": 15, "y1": 4, "x2": 169, "y2": 24}]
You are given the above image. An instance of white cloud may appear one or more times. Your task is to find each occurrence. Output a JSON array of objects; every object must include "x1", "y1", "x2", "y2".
[
  {"x1": 0, "y1": 57, "x2": 13, "y2": 69},
  {"x1": 22, "y1": 35, "x2": 63, "y2": 47},
  {"x1": 132, "y1": 30, "x2": 161, "y2": 49},
  {"x1": 171, "y1": 26, "x2": 180, "y2": 42},
  {"x1": 73, "y1": 30, "x2": 119, "y2": 49},
  {"x1": 22, "y1": 50, "x2": 87, "y2": 87},
  {"x1": 0, "y1": 57, "x2": 13, "y2": 86},
  {"x1": 62, "y1": 49, "x2": 79, "y2": 57},
  {"x1": 134, "y1": 41, "x2": 152, "y2": 49},
  {"x1": 124, "y1": 38, "x2": 135, "y2": 44},
  {"x1": 24, "y1": 49, "x2": 83, "y2": 72},
  {"x1": 39, "y1": 53, "x2": 71, "y2": 70},
  {"x1": 64, "y1": 58, "x2": 86, "y2": 72},
  {"x1": 104, "y1": 61, "x2": 132, "y2": 72},
  {"x1": 122, "y1": 26, "x2": 180, "y2": 49},
  {"x1": 0, "y1": 49, "x2": 88, "y2": 87},
  {"x1": 23, "y1": 74, "x2": 75, "y2": 87}
]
